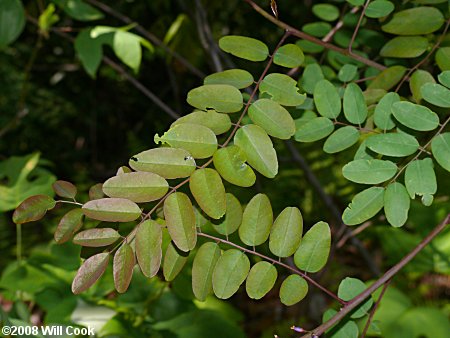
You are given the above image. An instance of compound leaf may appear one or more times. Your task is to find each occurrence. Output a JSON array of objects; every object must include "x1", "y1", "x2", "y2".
[
  {"x1": 73, "y1": 228, "x2": 121, "y2": 247},
  {"x1": 54, "y1": 208, "x2": 84, "y2": 244},
  {"x1": 323, "y1": 126, "x2": 359, "y2": 154},
  {"x1": 384, "y1": 182, "x2": 410, "y2": 228},
  {"x1": 295, "y1": 117, "x2": 334, "y2": 142},
  {"x1": 239, "y1": 193, "x2": 273, "y2": 247},
  {"x1": 338, "y1": 277, "x2": 373, "y2": 318},
  {"x1": 269, "y1": 207, "x2": 303, "y2": 258},
  {"x1": 52, "y1": 180, "x2": 77, "y2": 199},
  {"x1": 279, "y1": 275, "x2": 308, "y2": 306},
  {"x1": 204, "y1": 69, "x2": 254, "y2": 89},
  {"x1": 382, "y1": 7, "x2": 444, "y2": 35},
  {"x1": 113, "y1": 243, "x2": 135, "y2": 293},
  {"x1": 13, "y1": 195, "x2": 56, "y2": 224},
  {"x1": 314, "y1": 79, "x2": 341, "y2": 119},
  {"x1": 260, "y1": 73, "x2": 306, "y2": 106},
  {"x1": 213, "y1": 146, "x2": 256, "y2": 187},
  {"x1": 219, "y1": 35, "x2": 269, "y2": 62},
  {"x1": 72, "y1": 253, "x2": 109, "y2": 294},
  {"x1": 420, "y1": 83, "x2": 450, "y2": 108},
  {"x1": 82, "y1": 198, "x2": 141, "y2": 222},
  {"x1": 246, "y1": 262, "x2": 277, "y2": 300},
  {"x1": 380, "y1": 36, "x2": 428, "y2": 58},
  {"x1": 187, "y1": 84, "x2": 243, "y2": 113},
  {"x1": 342, "y1": 159, "x2": 397, "y2": 184},
  {"x1": 405, "y1": 158, "x2": 437, "y2": 206},
  {"x1": 343, "y1": 187, "x2": 385, "y2": 225},
  {"x1": 343, "y1": 83, "x2": 368, "y2": 125},
  {"x1": 392, "y1": 101, "x2": 439, "y2": 131},
  {"x1": 171, "y1": 110, "x2": 232, "y2": 135},
  {"x1": 274, "y1": 44, "x2": 304, "y2": 68},
  {"x1": 366, "y1": 133, "x2": 419, "y2": 157},
  {"x1": 135, "y1": 220, "x2": 162, "y2": 278},
  {"x1": 192, "y1": 242, "x2": 221, "y2": 301}
]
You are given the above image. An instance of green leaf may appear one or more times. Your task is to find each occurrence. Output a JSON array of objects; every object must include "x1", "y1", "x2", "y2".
[
  {"x1": 164, "y1": 192, "x2": 197, "y2": 252},
  {"x1": 12, "y1": 195, "x2": 56, "y2": 224},
  {"x1": 368, "y1": 66, "x2": 407, "y2": 91},
  {"x1": 269, "y1": 207, "x2": 303, "y2": 257},
  {"x1": 0, "y1": 0, "x2": 25, "y2": 48},
  {"x1": 234, "y1": 124, "x2": 278, "y2": 178},
  {"x1": 259, "y1": 73, "x2": 306, "y2": 106},
  {"x1": 192, "y1": 242, "x2": 221, "y2": 301},
  {"x1": 410, "y1": 70, "x2": 435, "y2": 103},
  {"x1": 187, "y1": 84, "x2": 243, "y2": 113},
  {"x1": 154, "y1": 124, "x2": 217, "y2": 159},
  {"x1": 404, "y1": 158, "x2": 437, "y2": 205},
  {"x1": 129, "y1": 147, "x2": 196, "y2": 179},
  {"x1": 343, "y1": 83, "x2": 368, "y2": 125},
  {"x1": 245, "y1": 262, "x2": 277, "y2": 300},
  {"x1": 239, "y1": 193, "x2": 273, "y2": 246},
  {"x1": 338, "y1": 277, "x2": 373, "y2": 318},
  {"x1": 102, "y1": 172, "x2": 168, "y2": 203},
  {"x1": 300, "y1": 63, "x2": 325, "y2": 94},
  {"x1": 89, "y1": 183, "x2": 104, "y2": 200},
  {"x1": 431, "y1": 132, "x2": 450, "y2": 172},
  {"x1": 163, "y1": 242, "x2": 189, "y2": 281},
  {"x1": 312, "y1": 3, "x2": 340, "y2": 21},
  {"x1": 82, "y1": 198, "x2": 141, "y2": 222},
  {"x1": 171, "y1": 110, "x2": 232, "y2": 135},
  {"x1": 189, "y1": 168, "x2": 226, "y2": 219},
  {"x1": 212, "y1": 249, "x2": 250, "y2": 299},
  {"x1": 365, "y1": 0, "x2": 394, "y2": 18},
  {"x1": 303, "y1": 22, "x2": 332, "y2": 38},
  {"x1": 338, "y1": 64, "x2": 358, "y2": 82},
  {"x1": 273, "y1": 44, "x2": 305, "y2": 68},
  {"x1": 213, "y1": 146, "x2": 256, "y2": 187},
  {"x1": 204, "y1": 69, "x2": 254, "y2": 89},
  {"x1": 364, "y1": 88, "x2": 387, "y2": 106},
  {"x1": 392, "y1": 101, "x2": 439, "y2": 131},
  {"x1": 211, "y1": 193, "x2": 243, "y2": 236},
  {"x1": 343, "y1": 159, "x2": 397, "y2": 184},
  {"x1": 366, "y1": 133, "x2": 419, "y2": 157},
  {"x1": 323, "y1": 126, "x2": 360, "y2": 154},
  {"x1": 420, "y1": 83, "x2": 450, "y2": 108},
  {"x1": 295, "y1": 117, "x2": 335, "y2": 142},
  {"x1": 53, "y1": 0, "x2": 104, "y2": 21},
  {"x1": 52, "y1": 180, "x2": 77, "y2": 199},
  {"x1": 382, "y1": 7, "x2": 444, "y2": 35},
  {"x1": 219, "y1": 35, "x2": 269, "y2": 62},
  {"x1": 374, "y1": 92, "x2": 400, "y2": 131},
  {"x1": 438, "y1": 70, "x2": 450, "y2": 88},
  {"x1": 38, "y1": 4, "x2": 59, "y2": 34},
  {"x1": 279, "y1": 275, "x2": 308, "y2": 306},
  {"x1": 313, "y1": 79, "x2": 341, "y2": 119},
  {"x1": 113, "y1": 243, "x2": 135, "y2": 293},
  {"x1": 54, "y1": 208, "x2": 84, "y2": 244},
  {"x1": 380, "y1": 36, "x2": 428, "y2": 58},
  {"x1": 294, "y1": 221, "x2": 330, "y2": 272},
  {"x1": 72, "y1": 253, "x2": 109, "y2": 294},
  {"x1": 343, "y1": 187, "x2": 385, "y2": 225},
  {"x1": 73, "y1": 228, "x2": 121, "y2": 247},
  {"x1": 248, "y1": 99, "x2": 295, "y2": 139},
  {"x1": 113, "y1": 30, "x2": 142, "y2": 72},
  {"x1": 135, "y1": 220, "x2": 162, "y2": 278},
  {"x1": 384, "y1": 182, "x2": 410, "y2": 228},
  {"x1": 436, "y1": 47, "x2": 450, "y2": 71},
  {"x1": 323, "y1": 309, "x2": 359, "y2": 338}
]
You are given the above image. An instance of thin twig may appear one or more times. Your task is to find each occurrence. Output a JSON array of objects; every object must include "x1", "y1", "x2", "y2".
[
  {"x1": 348, "y1": 0, "x2": 371, "y2": 55},
  {"x1": 323, "y1": 6, "x2": 359, "y2": 43},
  {"x1": 244, "y1": 0, "x2": 386, "y2": 71},
  {"x1": 361, "y1": 279, "x2": 391, "y2": 338},
  {"x1": 301, "y1": 213, "x2": 450, "y2": 338}
]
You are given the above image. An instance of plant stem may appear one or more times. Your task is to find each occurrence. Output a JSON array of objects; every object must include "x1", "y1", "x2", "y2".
[
  {"x1": 348, "y1": 0, "x2": 371, "y2": 55},
  {"x1": 301, "y1": 213, "x2": 450, "y2": 338},
  {"x1": 16, "y1": 223, "x2": 22, "y2": 265},
  {"x1": 361, "y1": 279, "x2": 391, "y2": 337}
]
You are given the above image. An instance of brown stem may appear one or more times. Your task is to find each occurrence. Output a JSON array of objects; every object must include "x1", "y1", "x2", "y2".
[
  {"x1": 244, "y1": 0, "x2": 386, "y2": 70},
  {"x1": 361, "y1": 279, "x2": 391, "y2": 338},
  {"x1": 348, "y1": 0, "x2": 371, "y2": 54},
  {"x1": 198, "y1": 232, "x2": 345, "y2": 304},
  {"x1": 301, "y1": 213, "x2": 450, "y2": 338}
]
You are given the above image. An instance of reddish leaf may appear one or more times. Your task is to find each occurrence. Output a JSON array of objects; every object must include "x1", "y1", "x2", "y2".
[
  {"x1": 12, "y1": 195, "x2": 56, "y2": 224},
  {"x1": 135, "y1": 220, "x2": 162, "y2": 278},
  {"x1": 82, "y1": 198, "x2": 142, "y2": 222},
  {"x1": 52, "y1": 180, "x2": 77, "y2": 199},
  {"x1": 73, "y1": 228, "x2": 121, "y2": 247},
  {"x1": 54, "y1": 208, "x2": 84, "y2": 244},
  {"x1": 89, "y1": 183, "x2": 104, "y2": 200},
  {"x1": 72, "y1": 253, "x2": 110, "y2": 294},
  {"x1": 113, "y1": 243, "x2": 135, "y2": 293}
]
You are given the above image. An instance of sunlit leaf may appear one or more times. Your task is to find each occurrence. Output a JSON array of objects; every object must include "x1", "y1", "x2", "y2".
[
  {"x1": 279, "y1": 275, "x2": 308, "y2": 306},
  {"x1": 314, "y1": 79, "x2": 341, "y2": 119},
  {"x1": 323, "y1": 126, "x2": 359, "y2": 154},
  {"x1": 338, "y1": 277, "x2": 373, "y2": 318},
  {"x1": 295, "y1": 117, "x2": 334, "y2": 142},
  {"x1": 380, "y1": 36, "x2": 428, "y2": 58},
  {"x1": 420, "y1": 83, "x2": 450, "y2": 108},
  {"x1": 294, "y1": 221, "x2": 330, "y2": 272},
  {"x1": 89, "y1": 183, "x2": 104, "y2": 200},
  {"x1": 113, "y1": 243, "x2": 135, "y2": 293},
  {"x1": 0, "y1": 0, "x2": 25, "y2": 48},
  {"x1": 204, "y1": 69, "x2": 254, "y2": 89},
  {"x1": 72, "y1": 253, "x2": 109, "y2": 294},
  {"x1": 73, "y1": 228, "x2": 121, "y2": 247},
  {"x1": 374, "y1": 92, "x2": 400, "y2": 131},
  {"x1": 112, "y1": 30, "x2": 142, "y2": 72},
  {"x1": 187, "y1": 84, "x2": 243, "y2": 113},
  {"x1": 189, "y1": 168, "x2": 226, "y2": 219},
  {"x1": 12, "y1": 195, "x2": 56, "y2": 224},
  {"x1": 219, "y1": 35, "x2": 269, "y2": 62},
  {"x1": 410, "y1": 70, "x2": 435, "y2": 103},
  {"x1": 269, "y1": 207, "x2": 303, "y2": 257},
  {"x1": 82, "y1": 198, "x2": 141, "y2": 222},
  {"x1": 52, "y1": 180, "x2": 77, "y2": 199},
  {"x1": 343, "y1": 187, "x2": 385, "y2": 225},
  {"x1": 368, "y1": 66, "x2": 406, "y2": 91},
  {"x1": 135, "y1": 220, "x2": 162, "y2": 278},
  {"x1": 259, "y1": 73, "x2": 306, "y2": 106},
  {"x1": 164, "y1": 192, "x2": 197, "y2": 252},
  {"x1": 211, "y1": 193, "x2": 243, "y2": 236},
  {"x1": 239, "y1": 193, "x2": 273, "y2": 246},
  {"x1": 54, "y1": 208, "x2": 84, "y2": 244},
  {"x1": 431, "y1": 133, "x2": 450, "y2": 172},
  {"x1": 438, "y1": 70, "x2": 450, "y2": 88},
  {"x1": 405, "y1": 158, "x2": 436, "y2": 206},
  {"x1": 154, "y1": 124, "x2": 217, "y2": 159},
  {"x1": 212, "y1": 249, "x2": 250, "y2": 299},
  {"x1": 384, "y1": 182, "x2": 410, "y2": 228},
  {"x1": 382, "y1": 7, "x2": 444, "y2": 35},
  {"x1": 365, "y1": 0, "x2": 394, "y2": 18},
  {"x1": 129, "y1": 148, "x2": 196, "y2": 179},
  {"x1": 343, "y1": 83, "x2": 368, "y2": 124},
  {"x1": 245, "y1": 262, "x2": 277, "y2": 300},
  {"x1": 366, "y1": 133, "x2": 419, "y2": 157},
  {"x1": 342, "y1": 159, "x2": 397, "y2": 184},
  {"x1": 163, "y1": 242, "x2": 189, "y2": 281},
  {"x1": 192, "y1": 242, "x2": 221, "y2": 301},
  {"x1": 248, "y1": 99, "x2": 295, "y2": 139},
  {"x1": 392, "y1": 101, "x2": 439, "y2": 131},
  {"x1": 213, "y1": 146, "x2": 256, "y2": 187},
  {"x1": 274, "y1": 44, "x2": 304, "y2": 68},
  {"x1": 312, "y1": 3, "x2": 339, "y2": 21},
  {"x1": 234, "y1": 124, "x2": 278, "y2": 178},
  {"x1": 171, "y1": 110, "x2": 232, "y2": 135}
]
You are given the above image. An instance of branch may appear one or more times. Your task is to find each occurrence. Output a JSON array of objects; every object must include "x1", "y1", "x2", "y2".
[
  {"x1": 361, "y1": 279, "x2": 391, "y2": 337},
  {"x1": 348, "y1": 0, "x2": 371, "y2": 54},
  {"x1": 301, "y1": 213, "x2": 450, "y2": 338},
  {"x1": 244, "y1": 0, "x2": 386, "y2": 71}
]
